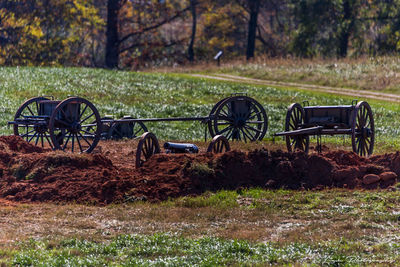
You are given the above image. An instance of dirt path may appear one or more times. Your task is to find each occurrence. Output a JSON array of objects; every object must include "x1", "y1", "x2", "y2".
[{"x1": 191, "y1": 73, "x2": 400, "y2": 103}]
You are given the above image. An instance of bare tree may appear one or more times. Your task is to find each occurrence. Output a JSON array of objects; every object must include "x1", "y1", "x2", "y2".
[
  {"x1": 188, "y1": 0, "x2": 197, "y2": 62},
  {"x1": 246, "y1": 0, "x2": 260, "y2": 60}
]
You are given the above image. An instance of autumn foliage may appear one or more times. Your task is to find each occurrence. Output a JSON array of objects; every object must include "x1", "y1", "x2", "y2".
[{"x1": 2, "y1": 0, "x2": 400, "y2": 68}]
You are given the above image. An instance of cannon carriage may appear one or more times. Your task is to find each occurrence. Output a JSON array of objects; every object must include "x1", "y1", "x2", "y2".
[
  {"x1": 9, "y1": 94, "x2": 268, "y2": 153},
  {"x1": 274, "y1": 100, "x2": 375, "y2": 156}
]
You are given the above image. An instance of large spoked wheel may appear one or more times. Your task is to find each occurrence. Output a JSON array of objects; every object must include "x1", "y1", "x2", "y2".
[
  {"x1": 285, "y1": 103, "x2": 309, "y2": 153},
  {"x1": 136, "y1": 132, "x2": 161, "y2": 168},
  {"x1": 352, "y1": 101, "x2": 374, "y2": 156},
  {"x1": 13, "y1": 96, "x2": 53, "y2": 148},
  {"x1": 208, "y1": 96, "x2": 268, "y2": 142},
  {"x1": 49, "y1": 97, "x2": 101, "y2": 153},
  {"x1": 107, "y1": 118, "x2": 147, "y2": 140},
  {"x1": 207, "y1": 135, "x2": 230, "y2": 153}
]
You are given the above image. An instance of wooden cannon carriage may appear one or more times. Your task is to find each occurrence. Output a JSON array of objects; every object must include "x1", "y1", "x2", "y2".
[{"x1": 274, "y1": 101, "x2": 374, "y2": 156}]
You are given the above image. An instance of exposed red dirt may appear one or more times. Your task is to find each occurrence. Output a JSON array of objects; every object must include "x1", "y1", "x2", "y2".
[{"x1": 0, "y1": 136, "x2": 398, "y2": 204}]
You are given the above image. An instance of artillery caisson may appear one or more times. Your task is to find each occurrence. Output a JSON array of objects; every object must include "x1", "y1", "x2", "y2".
[
  {"x1": 10, "y1": 96, "x2": 101, "y2": 153},
  {"x1": 10, "y1": 94, "x2": 267, "y2": 153},
  {"x1": 274, "y1": 101, "x2": 374, "y2": 156}
]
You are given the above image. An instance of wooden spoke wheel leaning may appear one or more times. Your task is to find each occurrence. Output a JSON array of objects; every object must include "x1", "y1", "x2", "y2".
[
  {"x1": 49, "y1": 97, "x2": 101, "y2": 153},
  {"x1": 352, "y1": 101, "x2": 374, "y2": 156},
  {"x1": 108, "y1": 117, "x2": 148, "y2": 140},
  {"x1": 13, "y1": 96, "x2": 53, "y2": 148},
  {"x1": 285, "y1": 103, "x2": 309, "y2": 153},
  {"x1": 208, "y1": 96, "x2": 268, "y2": 142},
  {"x1": 136, "y1": 132, "x2": 161, "y2": 168},
  {"x1": 207, "y1": 135, "x2": 230, "y2": 153}
]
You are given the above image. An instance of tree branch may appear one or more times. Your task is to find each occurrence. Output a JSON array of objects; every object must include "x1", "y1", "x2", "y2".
[
  {"x1": 119, "y1": 37, "x2": 188, "y2": 54},
  {"x1": 118, "y1": 6, "x2": 190, "y2": 45}
]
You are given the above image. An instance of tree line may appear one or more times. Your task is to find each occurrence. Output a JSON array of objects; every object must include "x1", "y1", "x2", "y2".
[{"x1": 1, "y1": 0, "x2": 400, "y2": 69}]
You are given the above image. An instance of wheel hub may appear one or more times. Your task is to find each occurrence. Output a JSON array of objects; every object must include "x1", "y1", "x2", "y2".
[
  {"x1": 233, "y1": 115, "x2": 245, "y2": 128},
  {"x1": 358, "y1": 127, "x2": 371, "y2": 138},
  {"x1": 69, "y1": 122, "x2": 82, "y2": 134}
]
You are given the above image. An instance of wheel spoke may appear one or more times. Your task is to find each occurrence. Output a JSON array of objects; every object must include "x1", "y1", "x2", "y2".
[
  {"x1": 28, "y1": 131, "x2": 38, "y2": 143},
  {"x1": 80, "y1": 112, "x2": 95, "y2": 124},
  {"x1": 78, "y1": 132, "x2": 92, "y2": 147},
  {"x1": 76, "y1": 133, "x2": 83, "y2": 152},
  {"x1": 217, "y1": 122, "x2": 232, "y2": 126},
  {"x1": 44, "y1": 134, "x2": 54, "y2": 149},
  {"x1": 34, "y1": 133, "x2": 40, "y2": 146},
  {"x1": 217, "y1": 126, "x2": 233, "y2": 135},
  {"x1": 21, "y1": 129, "x2": 36, "y2": 138},
  {"x1": 216, "y1": 140, "x2": 221, "y2": 152},
  {"x1": 26, "y1": 105, "x2": 35, "y2": 116},
  {"x1": 241, "y1": 128, "x2": 248, "y2": 143},
  {"x1": 72, "y1": 134, "x2": 76, "y2": 152},
  {"x1": 150, "y1": 139, "x2": 154, "y2": 154},
  {"x1": 244, "y1": 125, "x2": 263, "y2": 134},
  {"x1": 79, "y1": 104, "x2": 89, "y2": 119},
  {"x1": 248, "y1": 111, "x2": 262, "y2": 120},
  {"x1": 63, "y1": 133, "x2": 72, "y2": 150},
  {"x1": 289, "y1": 121, "x2": 295, "y2": 130},
  {"x1": 226, "y1": 128, "x2": 234, "y2": 140},
  {"x1": 243, "y1": 126, "x2": 256, "y2": 140}
]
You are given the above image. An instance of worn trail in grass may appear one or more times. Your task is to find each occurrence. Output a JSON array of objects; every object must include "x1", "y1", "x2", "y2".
[{"x1": 191, "y1": 73, "x2": 400, "y2": 103}]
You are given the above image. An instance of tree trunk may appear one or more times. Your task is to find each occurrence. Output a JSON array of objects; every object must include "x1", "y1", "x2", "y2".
[
  {"x1": 338, "y1": 0, "x2": 354, "y2": 58},
  {"x1": 188, "y1": 0, "x2": 197, "y2": 62},
  {"x1": 246, "y1": 0, "x2": 260, "y2": 60},
  {"x1": 105, "y1": 0, "x2": 120, "y2": 69}
]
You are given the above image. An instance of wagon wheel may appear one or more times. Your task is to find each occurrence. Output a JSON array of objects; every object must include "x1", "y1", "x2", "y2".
[
  {"x1": 285, "y1": 103, "x2": 309, "y2": 153},
  {"x1": 108, "y1": 118, "x2": 148, "y2": 140},
  {"x1": 207, "y1": 135, "x2": 231, "y2": 153},
  {"x1": 49, "y1": 97, "x2": 101, "y2": 153},
  {"x1": 136, "y1": 132, "x2": 161, "y2": 168},
  {"x1": 13, "y1": 96, "x2": 54, "y2": 149},
  {"x1": 208, "y1": 96, "x2": 268, "y2": 142},
  {"x1": 352, "y1": 101, "x2": 374, "y2": 156}
]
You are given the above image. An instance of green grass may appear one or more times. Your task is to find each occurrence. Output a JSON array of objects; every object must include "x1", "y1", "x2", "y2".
[
  {"x1": 2, "y1": 66, "x2": 400, "y2": 152},
  {"x1": 0, "y1": 189, "x2": 399, "y2": 265},
  {"x1": 9, "y1": 234, "x2": 399, "y2": 266},
  {"x1": 6, "y1": 188, "x2": 400, "y2": 266}
]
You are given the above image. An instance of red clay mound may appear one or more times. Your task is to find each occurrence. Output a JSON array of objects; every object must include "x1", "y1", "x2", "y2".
[
  {"x1": 131, "y1": 149, "x2": 399, "y2": 200},
  {"x1": 0, "y1": 136, "x2": 398, "y2": 204}
]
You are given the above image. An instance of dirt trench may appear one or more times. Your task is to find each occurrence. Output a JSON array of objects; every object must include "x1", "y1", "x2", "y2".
[{"x1": 0, "y1": 136, "x2": 398, "y2": 204}]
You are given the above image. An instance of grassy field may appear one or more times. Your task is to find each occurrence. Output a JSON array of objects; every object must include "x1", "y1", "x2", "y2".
[
  {"x1": 2, "y1": 66, "x2": 400, "y2": 152},
  {"x1": 1, "y1": 66, "x2": 400, "y2": 265},
  {"x1": 1, "y1": 189, "x2": 399, "y2": 265}
]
